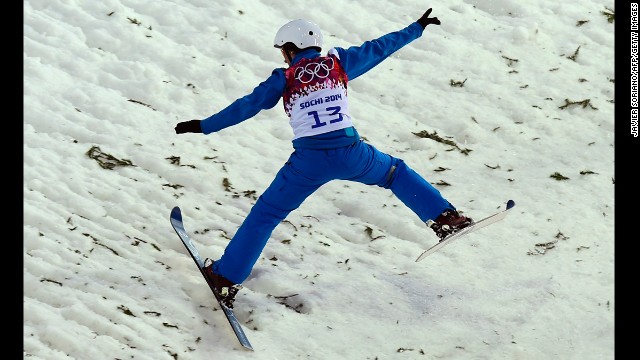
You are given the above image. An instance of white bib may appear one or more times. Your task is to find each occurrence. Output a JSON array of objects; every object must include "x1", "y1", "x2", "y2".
[{"x1": 282, "y1": 53, "x2": 353, "y2": 139}]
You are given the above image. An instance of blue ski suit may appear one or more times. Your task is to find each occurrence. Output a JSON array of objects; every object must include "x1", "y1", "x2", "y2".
[{"x1": 203, "y1": 21, "x2": 453, "y2": 284}]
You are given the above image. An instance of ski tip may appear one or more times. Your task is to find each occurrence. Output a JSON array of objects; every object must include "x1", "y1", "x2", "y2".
[
  {"x1": 170, "y1": 206, "x2": 182, "y2": 221},
  {"x1": 506, "y1": 200, "x2": 515, "y2": 209}
]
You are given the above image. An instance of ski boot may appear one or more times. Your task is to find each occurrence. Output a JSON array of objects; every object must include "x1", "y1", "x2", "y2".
[
  {"x1": 203, "y1": 259, "x2": 242, "y2": 309},
  {"x1": 427, "y1": 208, "x2": 474, "y2": 241}
]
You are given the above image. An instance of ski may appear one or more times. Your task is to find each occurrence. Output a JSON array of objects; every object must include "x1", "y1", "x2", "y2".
[
  {"x1": 415, "y1": 200, "x2": 515, "y2": 262},
  {"x1": 170, "y1": 206, "x2": 254, "y2": 351}
]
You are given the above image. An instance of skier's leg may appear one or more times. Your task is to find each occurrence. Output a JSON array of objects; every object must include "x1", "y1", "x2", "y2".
[
  {"x1": 385, "y1": 159, "x2": 452, "y2": 221},
  {"x1": 213, "y1": 150, "x2": 327, "y2": 284},
  {"x1": 344, "y1": 141, "x2": 452, "y2": 222}
]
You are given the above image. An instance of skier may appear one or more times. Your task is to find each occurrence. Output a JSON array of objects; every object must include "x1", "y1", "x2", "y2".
[{"x1": 175, "y1": 8, "x2": 473, "y2": 308}]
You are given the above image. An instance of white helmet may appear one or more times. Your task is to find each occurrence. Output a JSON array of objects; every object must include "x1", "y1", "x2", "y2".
[{"x1": 273, "y1": 19, "x2": 323, "y2": 50}]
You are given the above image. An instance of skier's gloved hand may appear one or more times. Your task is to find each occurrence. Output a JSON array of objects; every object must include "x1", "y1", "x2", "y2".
[
  {"x1": 417, "y1": 8, "x2": 441, "y2": 28},
  {"x1": 175, "y1": 120, "x2": 203, "y2": 134}
]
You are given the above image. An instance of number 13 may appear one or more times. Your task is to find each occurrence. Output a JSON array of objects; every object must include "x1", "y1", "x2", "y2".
[{"x1": 309, "y1": 106, "x2": 343, "y2": 129}]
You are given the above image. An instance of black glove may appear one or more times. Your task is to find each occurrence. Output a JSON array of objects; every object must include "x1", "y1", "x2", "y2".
[
  {"x1": 175, "y1": 120, "x2": 202, "y2": 134},
  {"x1": 417, "y1": 8, "x2": 441, "y2": 28}
]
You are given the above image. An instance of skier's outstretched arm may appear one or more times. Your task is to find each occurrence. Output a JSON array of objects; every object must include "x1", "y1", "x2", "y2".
[
  {"x1": 175, "y1": 69, "x2": 286, "y2": 134},
  {"x1": 333, "y1": 8, "x2": 441, "y2": 80}
]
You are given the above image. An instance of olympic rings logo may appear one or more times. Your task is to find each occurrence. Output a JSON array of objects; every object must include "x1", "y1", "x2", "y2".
[{"x1": 294, "y1": 57, "x2": 335, "y2": 84}]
